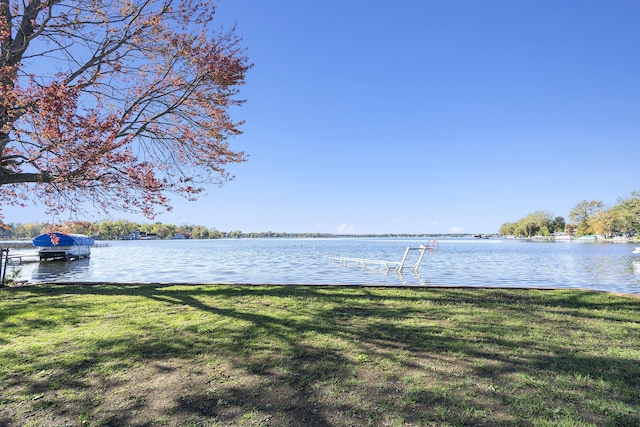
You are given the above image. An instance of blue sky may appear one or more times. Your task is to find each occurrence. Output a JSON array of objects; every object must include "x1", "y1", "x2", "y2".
[{"x1": 5, "y1": 0, "x2": 640, "y2": 234}]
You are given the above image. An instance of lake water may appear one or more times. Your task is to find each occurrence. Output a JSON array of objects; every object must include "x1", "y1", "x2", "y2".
[{"x1": 9, "y1": 238, "x2": 640, "y2": 295}]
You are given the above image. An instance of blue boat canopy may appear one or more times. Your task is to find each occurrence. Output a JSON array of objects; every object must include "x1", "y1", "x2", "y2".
[{"x1": 33, "y1": 233, "x2": 95, "y2": 247}]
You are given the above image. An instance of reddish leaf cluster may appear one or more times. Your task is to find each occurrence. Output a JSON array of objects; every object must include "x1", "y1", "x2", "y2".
[{"x1": 0, "y1": 0, "x2": 251, "y2": 224}]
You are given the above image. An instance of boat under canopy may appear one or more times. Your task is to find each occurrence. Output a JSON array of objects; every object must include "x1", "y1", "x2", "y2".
[{"x1": 33, "y1": 233, "x2": 95, "y2": 261}]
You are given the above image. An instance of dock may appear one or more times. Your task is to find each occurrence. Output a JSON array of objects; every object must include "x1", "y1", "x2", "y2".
[
  {"x1": 328, "y1": 240, "x2": 439, "y2": 273},
  {"x1": 1, "y1": 248, "x2": 40, "y2": 283}
]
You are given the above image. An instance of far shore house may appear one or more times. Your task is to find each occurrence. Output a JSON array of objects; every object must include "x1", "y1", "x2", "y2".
[
  {"x1": 123, "y1": 231, "x2": 140, "y2": 240},
  {"x1": 123, "y1": 231, "x2": 158, "y2": 240}
]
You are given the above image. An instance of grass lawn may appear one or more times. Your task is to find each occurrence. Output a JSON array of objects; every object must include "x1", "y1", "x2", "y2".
[{"x1": 0, "y1": 284, "x2": 639, "y2": 426}]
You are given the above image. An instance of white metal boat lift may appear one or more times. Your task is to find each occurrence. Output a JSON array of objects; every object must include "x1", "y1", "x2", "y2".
[{"x1": 328, "y1": 240, "x2": 439, "y2": 273}]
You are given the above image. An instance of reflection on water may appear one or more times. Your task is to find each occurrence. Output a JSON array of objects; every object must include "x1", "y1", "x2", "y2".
[
  {"x1": 396, "y1": 269, "x2": 423, "y2": 285},
  {"x1": 328, "y1": 260, "x2": 424, "y2": 286},
  {"x1": 32, "y1": 258, "x2": 91, "y2": 282},
  {"x1": 14, "y1": 238, "x2": 640, "y2": 295}
]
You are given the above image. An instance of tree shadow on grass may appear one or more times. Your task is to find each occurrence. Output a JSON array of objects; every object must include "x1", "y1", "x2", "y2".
[{"x1": 1, "y1": 284, "x2": 639, "y2": 426}]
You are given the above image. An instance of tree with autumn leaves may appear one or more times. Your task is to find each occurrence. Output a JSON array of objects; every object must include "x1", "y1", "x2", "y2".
[
  {"x1": 499, "y1": 191, "x2": 640, "y2": 238},
  {"x1": 0, "y1": 0, "x2": 250, "y2": 224}
]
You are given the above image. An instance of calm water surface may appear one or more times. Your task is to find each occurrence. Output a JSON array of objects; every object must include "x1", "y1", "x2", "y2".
[{"x1": 13, "y1": 238, "x2": 640, "y2": 295}]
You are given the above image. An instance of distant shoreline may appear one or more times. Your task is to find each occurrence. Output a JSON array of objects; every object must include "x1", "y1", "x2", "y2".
[{"x1": 3, "y1": 233, "x2": 640, "y2": 245}]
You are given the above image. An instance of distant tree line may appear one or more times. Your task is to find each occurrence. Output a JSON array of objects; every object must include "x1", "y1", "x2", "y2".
[
  {"x1": 1, "y1": 220, "x2": 479, "y2": 241},
  {"x1": 499, "y1": 212, "x2": 566, "y2": 238},
  {"x1": 1, "y1": 220, "x2": 226, "y2": 240},
  {"x1": 499, "y1": 191, "x2": 640, "y2": 238}
]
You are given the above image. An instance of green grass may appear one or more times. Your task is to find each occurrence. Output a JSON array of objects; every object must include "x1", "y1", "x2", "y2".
[{"x1": 1, "y1": 284, "x2": 639, "y2": 426}]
